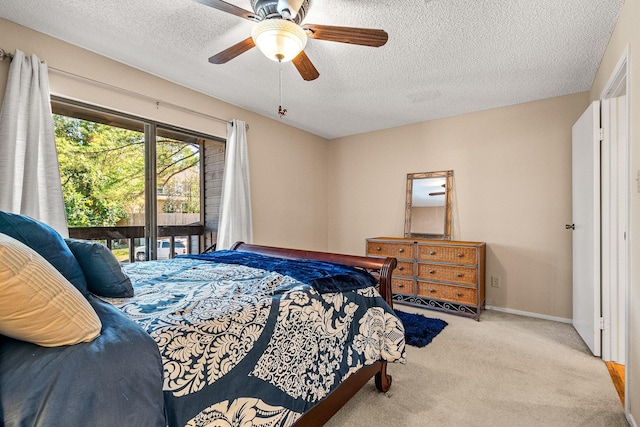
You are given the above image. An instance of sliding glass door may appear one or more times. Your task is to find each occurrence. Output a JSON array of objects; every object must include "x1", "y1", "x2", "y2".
[{"x1": 52, "y1": 97, "x2": 223, "y2": 262}]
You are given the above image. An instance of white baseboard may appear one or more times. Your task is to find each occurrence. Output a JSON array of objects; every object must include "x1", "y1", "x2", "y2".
[
  {"x1": 628, "y1": 412, "x2": 637, "y2": 427},
  {"x1": 485, "y1": 305, "x2": 572, "y2": 324}
]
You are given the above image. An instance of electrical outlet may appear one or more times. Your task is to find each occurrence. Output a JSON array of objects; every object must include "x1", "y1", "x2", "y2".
[{"x1": 490, "y1": 276, "x2": 500, "y2": 288}]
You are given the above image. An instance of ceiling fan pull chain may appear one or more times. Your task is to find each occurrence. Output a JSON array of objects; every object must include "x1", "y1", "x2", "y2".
[{"x1": 278, "y1": 66, "x2": 287, "y2": 118}]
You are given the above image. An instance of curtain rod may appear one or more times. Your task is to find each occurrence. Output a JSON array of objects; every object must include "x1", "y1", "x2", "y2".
[
  {"x1": 48, "y1": 67, "x2": 237, "y2": 127},
  {"x1": 0, "y1": 48, "x2": 14, "y2": 61},
  {"x1": 0, "y1": 46, "x2": 248, "y2": 130}
]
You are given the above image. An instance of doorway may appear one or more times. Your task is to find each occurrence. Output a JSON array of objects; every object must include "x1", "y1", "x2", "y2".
[
  {"x1": 600, "y1": 48, "x2": 630, "y2": 411},
  {"x1": 571, "y1": 48, "x2": 629, "y2": 411}
]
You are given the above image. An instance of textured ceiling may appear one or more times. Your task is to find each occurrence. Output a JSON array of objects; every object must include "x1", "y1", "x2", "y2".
[{"x1": 0, "y1": 0, "x2": 623, "y2": 139}]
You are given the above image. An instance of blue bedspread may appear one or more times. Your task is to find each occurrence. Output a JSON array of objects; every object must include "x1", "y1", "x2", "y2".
[
  {"x1": 180, "y1": 250, "x2": 378, "y2": 293},
  {"x1": 0, "y1": 296, "x2": 166, "y2": 427},
  {"x1": 107, "y1": 256, "x2": 406, "y2": 427}
]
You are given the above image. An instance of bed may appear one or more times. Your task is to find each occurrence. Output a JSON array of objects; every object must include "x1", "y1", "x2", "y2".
[{"x1": 0, "y1": 211, "x2": 405, "y2": 427}]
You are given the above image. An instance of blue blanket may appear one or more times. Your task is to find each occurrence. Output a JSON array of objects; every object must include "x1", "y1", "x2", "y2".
[
  {"x1": 180, "y1": 250, "x2": 378, "y2": 293},
  {"x1": 0, "y1": 296, "x2": 166, "y2": 427}
]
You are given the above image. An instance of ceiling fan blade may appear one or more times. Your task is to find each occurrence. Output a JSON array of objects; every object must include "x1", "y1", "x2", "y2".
[
  {"x1": 209, "y1": 37, "x2": 256, "y2": 64},
  {"x1": 194, "y1": 0, "x2": 259, "y2": 21},
  {"x1": 292, "y1": 50, "x2": 319, "y2": 81},
  {"x1": 302, "y1": 24, "x2": 388, "y2": 47}
]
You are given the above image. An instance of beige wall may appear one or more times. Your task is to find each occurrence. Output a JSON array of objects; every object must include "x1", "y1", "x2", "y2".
[
  {"x1": 328, "y1": 93, "x2": 590, "y2": 320},
  {"x1": 590, "y1": 0, "x2": 639, "y2": 423},
  {"x1": 0, "y1": 18, "x2": 329, "y2": 252}
]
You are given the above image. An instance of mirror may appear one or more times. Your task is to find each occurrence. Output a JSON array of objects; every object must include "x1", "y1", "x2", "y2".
[{"x1": 404, "y1": 170, "x2": 453, "y2": 239}]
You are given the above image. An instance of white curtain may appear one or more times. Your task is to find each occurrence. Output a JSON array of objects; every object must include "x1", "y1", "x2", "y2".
[
  {"x1": 216, "y1": 119, "x2": 253, "y2": 250},
  {"x1": 0, "y1": 50, "x2": 68, "y2": 237}
]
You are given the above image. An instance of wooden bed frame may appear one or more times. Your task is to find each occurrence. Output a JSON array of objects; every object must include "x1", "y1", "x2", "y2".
[{"x1": 231, "y1": 242, "x2": 398, "y2": 426}]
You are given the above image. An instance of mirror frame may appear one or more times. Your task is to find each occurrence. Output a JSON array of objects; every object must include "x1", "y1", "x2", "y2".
[{"x1": 404, "y1": 170, "x2": 453, "y2": 240}]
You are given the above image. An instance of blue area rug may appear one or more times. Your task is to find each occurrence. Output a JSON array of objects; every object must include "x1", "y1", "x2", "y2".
[{"x1": 395, "y1": 309, "x2": 448, "y2": 348}]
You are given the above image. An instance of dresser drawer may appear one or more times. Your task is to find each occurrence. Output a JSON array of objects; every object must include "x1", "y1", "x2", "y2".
[
  {"x1": 417, "y1": 281, "x2": 477, "y2": 305},
  {"x1": 392, "y1": 277, "x2": 413, "y2": 295},
  {"x1": 367, "y1": 241, "x2": 414, "y2": 259},
  {"x1": 417, "y1": 244, "x2": 477, "y2": 265},
  {"x1": 417, "y1": 262, "x2": 477, "y2": 285},
  {"x1": 394, "y1": 260, "x2": 414, "y2": 276}
]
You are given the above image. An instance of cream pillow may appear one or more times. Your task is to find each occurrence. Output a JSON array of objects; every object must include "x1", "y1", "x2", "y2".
[{"x1": 0, "y1": 232, "x2": 101, "y2": 346}]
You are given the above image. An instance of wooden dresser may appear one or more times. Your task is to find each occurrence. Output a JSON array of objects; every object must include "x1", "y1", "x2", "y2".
[{"x1": 366, "y1": 237, "x2": 486, "y2": 320}]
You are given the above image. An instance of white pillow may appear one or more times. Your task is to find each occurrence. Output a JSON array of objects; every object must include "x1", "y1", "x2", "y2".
[{"x1": 0, "y1": 232, "x2": 101, "y2": 347}]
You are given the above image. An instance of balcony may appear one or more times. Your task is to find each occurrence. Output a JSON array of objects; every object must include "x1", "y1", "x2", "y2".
[{"x1": 68, "y1": 224, "x2": 209, "y2": 263}]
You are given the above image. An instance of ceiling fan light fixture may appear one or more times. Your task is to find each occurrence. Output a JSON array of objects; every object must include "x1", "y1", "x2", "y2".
[{"x1": 251, "y1": 18, "x2": 307, "y2": 62}]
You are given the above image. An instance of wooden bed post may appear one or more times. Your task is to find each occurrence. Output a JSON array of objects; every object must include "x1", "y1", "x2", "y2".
[{"x1": 377, "y1": 257, "x2": 397, "y2": 308}]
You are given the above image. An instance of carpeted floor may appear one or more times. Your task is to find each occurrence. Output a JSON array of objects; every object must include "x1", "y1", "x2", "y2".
[{"x1": 325, "y1": 306, "x2": 628, "y2": 427}]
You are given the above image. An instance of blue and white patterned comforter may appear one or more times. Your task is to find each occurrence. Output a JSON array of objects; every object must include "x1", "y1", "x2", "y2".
[{"x1": 105, "y1": 255, "x2": 406, "y2": 427}]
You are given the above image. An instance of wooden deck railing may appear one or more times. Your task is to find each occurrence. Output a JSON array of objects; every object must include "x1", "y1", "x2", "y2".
[{"x1": 68, "y1": 224, "x2": 205, "y2": 263}]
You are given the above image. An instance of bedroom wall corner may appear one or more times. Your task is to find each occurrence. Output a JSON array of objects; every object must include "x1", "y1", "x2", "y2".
[{"x1": 326, "y1": 92, "x2": 590, "y2": 320}]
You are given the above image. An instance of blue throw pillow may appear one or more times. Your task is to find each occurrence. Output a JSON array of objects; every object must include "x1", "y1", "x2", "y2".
[
  {"x1": 65, "y1": 239, "x2": 134, "y2": 298},
  {"x1": 0, "y1": 211, "x2": 89, "y2": 296}
]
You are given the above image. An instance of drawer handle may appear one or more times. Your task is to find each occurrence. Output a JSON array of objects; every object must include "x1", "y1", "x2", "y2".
[
  {"x1": 398, "y1": 248, "x2": 404, "y2": 253},
  {"x1": 429, "y1": 269, "x2": 436, "y2": 274},
  {"x1": 456, "y1": 253, "x2": 463, "y2": 258},
  {"x1": 456, "y1": 292, "x2": 463, "y2": 297},
  {"x1": 457, "y1": 273, "x2": 463, "y2": 278},
  {"x1": 376, "y1": 247, "x2": 381, "y2": 251},
  {"x1": 398, "y1": 283, "x2": 404, "y2": 288},
  {"x1": 429, "y1": 251, "x2": 435, "y2": 255},
  {"x1": 429, "y1": 288, "x2": 436, "y2": 293},
  {"x1": 398, "y1": 266, "x2": 404, "y2": 271}
]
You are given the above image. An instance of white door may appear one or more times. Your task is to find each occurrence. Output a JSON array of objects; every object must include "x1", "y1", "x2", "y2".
[{"x1": 571, "y1": 101, "x2": 601, "y2": 357}]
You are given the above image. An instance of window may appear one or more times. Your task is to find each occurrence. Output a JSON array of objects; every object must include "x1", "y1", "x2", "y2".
[{"x1": 51, "y1": 97, "x2": 225, "y2": 261}]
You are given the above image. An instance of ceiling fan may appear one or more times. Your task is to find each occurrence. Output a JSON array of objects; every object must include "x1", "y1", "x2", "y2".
[{"x1": 196, "y1": 0, "x2": 389, "y2": 81}]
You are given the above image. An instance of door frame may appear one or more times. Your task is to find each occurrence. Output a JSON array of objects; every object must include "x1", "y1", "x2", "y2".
[
  {"x1": 599, "y1": 45, "x2": 630, "y2": 413},
  {"x1": 601, "y1": 97, "x2": 629, "y2": 363}
]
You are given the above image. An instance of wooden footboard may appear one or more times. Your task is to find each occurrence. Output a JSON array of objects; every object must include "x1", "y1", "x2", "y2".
[{"x1": 231, "y1": 242, "x2": 397, "y2": 426}]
